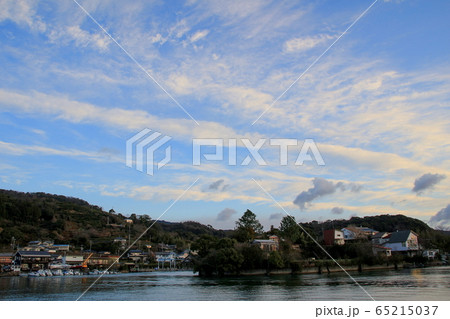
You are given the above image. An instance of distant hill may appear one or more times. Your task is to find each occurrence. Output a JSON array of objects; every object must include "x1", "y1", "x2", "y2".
[
  {"x1": 301, "y1": 214, "x2": 433, "y2": 234},
  {"x1": 1, "y1": 189, "x2": 448, "y2": 253},
  {"x1": 0, "y1": 189, "x2": 228, "y2": 252},
  {"x1": 300, "y1": 214, "x2": 449, "y2": 251}
]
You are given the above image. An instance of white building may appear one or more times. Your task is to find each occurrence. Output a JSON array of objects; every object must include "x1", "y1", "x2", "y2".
[{"x1": 383, "y1": 230, "x2": 419, "y2": 255}]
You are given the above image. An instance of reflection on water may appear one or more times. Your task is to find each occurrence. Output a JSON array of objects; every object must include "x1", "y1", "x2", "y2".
[{"x1": 0, "y1": 266, "x2": 449, "y2": 301}]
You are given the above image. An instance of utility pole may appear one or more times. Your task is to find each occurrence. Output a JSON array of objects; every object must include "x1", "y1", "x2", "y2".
[{"x1": 128, "y1": 223, "x2": 131, "y2": 247}]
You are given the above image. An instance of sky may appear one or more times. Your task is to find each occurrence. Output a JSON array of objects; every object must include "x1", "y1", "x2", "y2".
[{"x1": 0, "y1": 0, "x2": 449, "y2": 231}]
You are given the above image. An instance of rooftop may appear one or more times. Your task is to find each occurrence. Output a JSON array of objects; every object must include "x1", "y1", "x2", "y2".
[{"x1": 386, "y1": 230, "x2": 414, "y2": 243}]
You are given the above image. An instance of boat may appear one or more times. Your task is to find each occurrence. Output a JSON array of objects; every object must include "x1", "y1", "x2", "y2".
[
  {"x1": 52, "y1": 269, "x2": 63, "y2": 276},
  {"x1": 63, "y1": 269, "x2": 74, "y2": 276},
  {"x1": 28, "y1": 271, "x2": 40, "y2": 277}
]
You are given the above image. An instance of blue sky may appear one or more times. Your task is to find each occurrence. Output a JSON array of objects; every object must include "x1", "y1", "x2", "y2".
[{"x1": 1, "y1": 0, "x2": 449, "y2": 230}]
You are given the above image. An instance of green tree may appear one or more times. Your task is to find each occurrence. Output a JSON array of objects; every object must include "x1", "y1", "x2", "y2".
[
  {"x1": 279, "y1": 215, "x2": 301, "y2": 243},
  {"x1": 215, "y1": 247, "x2": 243, "y2": 276},
  {"x1": 235, "y1": 209, "x2": 263, "y2": 242},
  {"x1": 240, "y1": 244, "x2": 265, "y2": 270},
  {"x1": 268, "y1": 251, "x2": 284, "y2": 270}
]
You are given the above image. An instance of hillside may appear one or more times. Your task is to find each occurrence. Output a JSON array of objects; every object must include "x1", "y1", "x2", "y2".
[
  {"x1": 1, "y1": 189, "x2": 448, "y2": 253},
  {"x1": 302, "y1": 214, "x2": 432, "y2": 234},
  {"x1": 300, "y1": 214, "x2": 449, "y2": 251},
  {"x1": 0, "y1": 189, "x2": 226, "y2": 252}
]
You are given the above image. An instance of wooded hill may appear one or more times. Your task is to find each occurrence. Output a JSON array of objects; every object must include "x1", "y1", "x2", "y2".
[
  {"x1": 0, "y1": 189, "x2": 448, "y2": 252},
  {"x1": 0, "y1": 189, "x2": 226, "y2": 252}
]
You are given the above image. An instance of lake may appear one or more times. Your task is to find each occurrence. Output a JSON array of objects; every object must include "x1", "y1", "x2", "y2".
[{"x1": 1, "y1": 266, "x2": 449, "y2": 301}]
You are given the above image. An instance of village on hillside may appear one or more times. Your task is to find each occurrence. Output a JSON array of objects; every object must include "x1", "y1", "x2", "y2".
[{"x1": 1, "y1": 216, "x2": 447, "y2": 277}]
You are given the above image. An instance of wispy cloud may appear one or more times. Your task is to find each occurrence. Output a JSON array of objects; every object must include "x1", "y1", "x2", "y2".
[
  {"x1": 284, "y1": 34, "x2": 334, "y2": 53},
  {"x1": 190, "y1": 29, "x2": 209, "y2": 43},
  {"x1": 0, "y1": 140, "x2": 120, "y2": 162},
  {"x1": 0, "y1": 0, "x2": 46, "y2": 32},
  {"x1": 48, "y1": 25, "x2": 111, "y2": 51}
]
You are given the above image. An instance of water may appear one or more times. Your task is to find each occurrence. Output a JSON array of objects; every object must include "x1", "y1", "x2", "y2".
[{"x1": 1, "y1": 266, "x2": 449, "y2": 301}]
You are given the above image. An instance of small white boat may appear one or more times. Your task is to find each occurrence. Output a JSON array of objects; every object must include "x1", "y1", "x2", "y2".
[
  {"x1": 52, "y1": 269, "x2": 63, "y2": 276},
  {"x1": 63, "y1": 269, "x2": 74, "y2": 276},
  {"x1": 28, "y1": 271, "x2": 40, "y2": 277}
]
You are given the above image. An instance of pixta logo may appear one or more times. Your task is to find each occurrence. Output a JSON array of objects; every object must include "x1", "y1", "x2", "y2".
[
  {"x1": 126, "y1": 129, "x2": 171, "y2": 176},
  {"x1": 193, "y1": 138, "x2": 325, "y2": 166}
]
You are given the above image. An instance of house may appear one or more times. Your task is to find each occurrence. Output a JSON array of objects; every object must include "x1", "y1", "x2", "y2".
[
  {"x1": 155, "y1": 251, "x2": 177, "y2": 269},
  {"x1": 422, "y1": 249, "x2": 439, "y2": 260},
  {"x1": 252, "y1": 239, "x2": 279, "y2": 252},
  {"x1": 269, "y1": 235, "x2": 279, "y2": 243},
  {"x1": 14, "y1": 251, "x2": 52, "y2": 270},
  {"x1": 372, "y1": 245, "x2": 392, "y2": 257},
  {"x1": 113, "y1": 237, "x2": 127, "y2": 248},
  {"x1": 27, "y1": 240, "x2": 42, "y2": 247},
  {"x1": 359, "y1": 227, "x2": 378, "y2": 236},
  {"x1": 341, "y1": 227, "x2": 367, "y2": 241},
  {"x1": 87, "y1": 254, "x2": 119, "y2": 267},
  {"x1": 341, "y1": 226, "x2": 378, "y2": 241},
  {"x1": 49, "y1": 244, "x2": 70, "y2": 252},
  {"x1": 157, "y1": 243, "x2": 177, "y2": 252},
  {"x1": 323, "y1": 229, "x2": 345, "y2": 246},
  {"x1": 127, "y1": 250, "x2": 150, "y2": 263},
  {"x1": 65, "y1": 255, "x2": 84, "y2": 265},
  {"x1": 383, "y1": 230, "x2": 419, "y2": 256},
  {"x1": 371, "y1": 232, "x2": 390, "y2": 245},
  {"x1": 0, "y1": 253, "x2": 13, "y2": 265}
]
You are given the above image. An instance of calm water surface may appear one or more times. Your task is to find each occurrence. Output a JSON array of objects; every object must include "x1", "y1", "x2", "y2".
[{"x1": 1, "y1": 266, "x2": 449, "y2": 301}]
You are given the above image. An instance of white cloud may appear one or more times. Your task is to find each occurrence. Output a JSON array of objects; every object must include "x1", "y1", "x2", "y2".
[
  {"x1": 284, "y1": 34, "x2": 333, "y2": 53},
  {"x1": 0, "y1": 88, "x2": 243, "y2": 142},
  {"x1": 48, "y1": 25, "x2": 111, "y2": 51},
  {"x1": 0, "y1": 140, "x2": 119, "y2": 162},
  {"x1": 0, "y1": 0, "x2": 46, "y2": 32},
  {"x1": 190, "y1": 29, "x2": 209, "y2": 43}
]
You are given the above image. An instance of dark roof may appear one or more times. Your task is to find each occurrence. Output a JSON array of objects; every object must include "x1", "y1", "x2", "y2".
[
  {"x1": 0, "y1": 253, "x2": 13, "y2": 257},
  {"x1": 372, "y1": 232, "x2": 389, "y2": 238},
  {"x1": 155, "y1": 251, "x2": 175, "y2": 255},
  {"x1": 16, "y1": 251, "x2": 52, "y2": 257},
  {"x1": 253, "y1": 240, "x2": 277, "y2": 244},
  {"x1": 386, "y1": 230, "x2": 413, "y2": 243}
]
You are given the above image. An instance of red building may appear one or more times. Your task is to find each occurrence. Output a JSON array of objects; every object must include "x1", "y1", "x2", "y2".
[{"x1": 323, "y1": 229, "x2": 345, "y2": 246}]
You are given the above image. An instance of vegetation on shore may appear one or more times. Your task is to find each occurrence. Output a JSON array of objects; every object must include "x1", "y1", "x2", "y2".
[{"x1": 1, "y1": 189, "x2": 449, "y2": 276}]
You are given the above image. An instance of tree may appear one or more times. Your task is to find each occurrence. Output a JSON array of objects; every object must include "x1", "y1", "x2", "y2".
[
  {"x1": 268, "y1": 251, "x2": 284, "y2": 270},
  {"x1": 279, "y1": 215, "x2": 301, "y2": 243},
  {"x1": 240, "y1": 244, "x2": 264, "y2": 270},
  {"x1": 235, "y1": 209, "x2": 263, "y2": 242}
]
